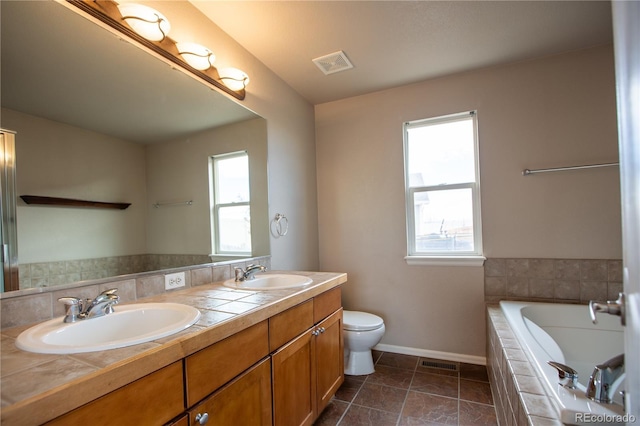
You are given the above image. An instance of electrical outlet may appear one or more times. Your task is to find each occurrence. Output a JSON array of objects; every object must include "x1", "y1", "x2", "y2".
[{"x1": 165, "y1": 272, "x2": 186, "y2": 290}]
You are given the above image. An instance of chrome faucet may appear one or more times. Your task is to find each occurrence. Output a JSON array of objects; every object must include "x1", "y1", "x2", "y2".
[
  {"x1": 234, "y1": 264, "x2": 267, "y2": 281},
  {"x1": 586, "y1": 353, "x2": 625, "y2": 403},
  {"x1": 589, "y1": 292, "x2": 626, "y2": 325},
  {"x1": 548, "y1": 361, "x2": 579, "y2": 389},
  {"x1": 58, "y1": 288, "x2": 120, "y2": 323}
]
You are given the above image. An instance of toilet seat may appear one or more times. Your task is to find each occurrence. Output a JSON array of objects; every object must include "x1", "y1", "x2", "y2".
[{"x1": 343, "y1": 310, "x2": 384, "y2": 331}]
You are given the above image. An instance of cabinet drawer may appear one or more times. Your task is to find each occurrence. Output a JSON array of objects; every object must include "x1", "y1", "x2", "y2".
[
  {"x1": 189, "y1": 357, "x2": 272, "y2": 426},
  {"x1": 313, "y1": 286, "x2": 341, "y2": 324},
  {"x1": 47, "y1": 361, "x2": 184, "y2": 426},
  {"x1": 269, "y1": 299, "x2": 313, "y2": 352},
  {"x1": 185, "y1": 320, "x2": 269, "y2": 406}
]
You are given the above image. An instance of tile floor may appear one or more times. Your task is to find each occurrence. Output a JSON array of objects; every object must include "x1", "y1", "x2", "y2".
[{"x1": 314, "y1": 351, "x2": 498, "y2": 426}]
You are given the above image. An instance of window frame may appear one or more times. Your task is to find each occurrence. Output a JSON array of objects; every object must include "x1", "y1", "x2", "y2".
[
  {"x1": 403, "y1": 111, "x2": 485, "y2": 266},
  {"x1": 209, "y1": 151, "x2": 252, "y2": 256}
]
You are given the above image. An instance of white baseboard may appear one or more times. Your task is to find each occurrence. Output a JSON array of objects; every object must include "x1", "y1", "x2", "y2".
[{"x1": 373, "y1": 343, "x2": 486, "y2": 366}]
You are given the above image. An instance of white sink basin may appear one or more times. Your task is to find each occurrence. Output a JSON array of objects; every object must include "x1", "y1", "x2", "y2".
[
  {"x1": 223, "y1": 273, "x2": 312, "y2": 290},
  {"x1": 16, "y1": 303, "x2": 201, "y2": 354}
]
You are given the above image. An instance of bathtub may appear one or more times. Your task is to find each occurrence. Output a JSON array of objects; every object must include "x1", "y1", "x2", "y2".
[{"x1": 499, "y1": 301, "x2": 626, "y2": 425}]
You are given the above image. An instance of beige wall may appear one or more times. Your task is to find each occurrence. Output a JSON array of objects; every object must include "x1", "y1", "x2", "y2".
[
  {"x1": 145, "y1": 118, "x2": 269, "y2": 257},
  {"x1": 315, "y1": 45, "x2": 621, "y2": 359},
  {"x1": 150, "y1": 1, "x2": 320, "y2": 271},
  {"x1": 3, "y1": 108, "x2": 148, "y2": 263}
]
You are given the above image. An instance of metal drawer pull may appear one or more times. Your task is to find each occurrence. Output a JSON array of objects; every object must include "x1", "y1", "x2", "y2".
[{"x1": 195, "y1": 412, "x2": 209, "y2": 425}]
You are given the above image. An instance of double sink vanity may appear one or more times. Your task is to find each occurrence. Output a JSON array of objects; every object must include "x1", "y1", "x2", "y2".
[{"x1": 0, "y1": 271, "x2": 347, "y2": 425}]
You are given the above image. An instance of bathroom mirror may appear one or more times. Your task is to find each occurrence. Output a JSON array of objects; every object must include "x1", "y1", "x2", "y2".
[{"x1": 0, "y1": 0, "x2": 270, "y2": 292}]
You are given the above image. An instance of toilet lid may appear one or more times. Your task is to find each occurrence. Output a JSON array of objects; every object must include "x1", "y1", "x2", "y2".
[{"x1": 343, "y1": 310, "x2": 384, "y2": 331}]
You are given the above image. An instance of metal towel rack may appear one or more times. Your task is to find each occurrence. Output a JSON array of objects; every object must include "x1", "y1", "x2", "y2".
[
  {"x1": 522, "y1": 162, "x2": 619, "y2": 176},
  {"x1": 153, "y1": 200, "x2": 193, "y2": 208}
]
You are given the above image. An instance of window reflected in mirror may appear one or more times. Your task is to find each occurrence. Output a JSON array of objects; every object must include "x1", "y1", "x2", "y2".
[{"x1": 210, "y1": 152, "x2": 251, "y2": 255}]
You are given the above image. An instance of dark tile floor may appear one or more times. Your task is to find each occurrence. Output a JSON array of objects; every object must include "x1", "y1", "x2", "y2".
[{"x1": 314, "y1": 351, "x2": 498, "y2": 426}]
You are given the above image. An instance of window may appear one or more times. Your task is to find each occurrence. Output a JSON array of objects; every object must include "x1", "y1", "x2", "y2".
[
  {"x1": 403, "y1": 111, "x2": 483, "y2": 266},
  {"x1": 210, "y1": 151, "x2": 251, "y2": 255}
]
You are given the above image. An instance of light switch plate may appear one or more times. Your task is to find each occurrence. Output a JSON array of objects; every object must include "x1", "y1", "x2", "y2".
[{"x1": 165, "y1": 272, "x2": 186, "y2": 290}]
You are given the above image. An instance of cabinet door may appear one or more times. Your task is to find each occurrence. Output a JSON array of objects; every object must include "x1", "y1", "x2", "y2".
[
  {"x1": 272, "y1": 329, "x2": 316, "y2": 426},
  {"x1": 315, "y1": 309, "x2": 344, "y2": 415},
  {"x1": 189, "y1": 357, "x2": 272, "y2": 426},
  {"x1": 165, "y1": 414, "x2": 188, "y2": 426}
]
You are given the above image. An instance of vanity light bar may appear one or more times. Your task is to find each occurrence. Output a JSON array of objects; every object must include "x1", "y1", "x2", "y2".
[{"x1": 68, "y1": 0, "x2": 248, "y2": 100}]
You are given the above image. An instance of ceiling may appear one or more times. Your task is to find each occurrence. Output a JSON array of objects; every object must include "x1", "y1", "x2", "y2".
[{"x1": 191, "y1": 1, "x2": 614, "y2": 105}]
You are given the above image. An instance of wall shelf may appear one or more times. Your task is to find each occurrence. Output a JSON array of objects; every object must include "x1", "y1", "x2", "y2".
[{"x1": 20, "y1": 195, "x2": 131, "y2": 210}]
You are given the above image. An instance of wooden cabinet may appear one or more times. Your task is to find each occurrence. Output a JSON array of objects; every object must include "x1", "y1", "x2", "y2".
[
  {"x1": 45, "y1": 285, "x2": 343, "y2": 426},
  {"x1": 185, "y1": 321, "x2": 269, "y2": 407},
  {"x1": 47, "y1": 361, "x2": 184, "y2": 426},
  {"x1": 271, "y1": 288, "x2": 344, "y2": 426},
  {"x1": 188, "y1": 357, "x2": 272, "y2": 426},
  {"x1": 315, "y1": 309, "x2": 344, "y2": 414},
  {"x1": 272, "y1": 327, "x2": 316, "y2": 426},
  {"x1": 166, "y1": 414, "x2": 189, "y2": 426}
]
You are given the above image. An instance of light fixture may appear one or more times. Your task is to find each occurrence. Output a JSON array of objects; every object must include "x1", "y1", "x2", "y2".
[
  {"x1": 218, "y1": 68, "x2": 250, "y2": 91},
  {"x1": 117, "y1": 3, "x2": 171, "y2": 42},
  {"x1": 176, "y1": 42, "x2": 216, "y2": 71},
  {"x1": 72, "y1": 1, "x2": 250, "y2": 99}
]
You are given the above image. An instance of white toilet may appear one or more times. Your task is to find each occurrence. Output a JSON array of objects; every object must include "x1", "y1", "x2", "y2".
[{"x1": 343, "y1": 310, "x2": 385, "y2": 375}]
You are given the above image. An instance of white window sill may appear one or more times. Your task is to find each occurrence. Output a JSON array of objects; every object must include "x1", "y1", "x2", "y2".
[{"x1": 404, "y1": 256, "x2": 486, "y2": 267}]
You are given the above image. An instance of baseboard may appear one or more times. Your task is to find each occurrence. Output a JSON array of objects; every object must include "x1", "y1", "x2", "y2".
[{"x1": 373, "y1": 343, "x2": 486, "y2": 366}]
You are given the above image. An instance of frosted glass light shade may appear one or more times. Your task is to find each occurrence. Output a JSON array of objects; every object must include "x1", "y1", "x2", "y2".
[
  {"x1": 218, "y1": 68, "x2": 250, "y2": 91},
  {"x1": 118, "y1": 3, "x2": 171, "y2": 41},
  {"x1": 176, "y1": 42, "x2": 216, "y2": 70}
]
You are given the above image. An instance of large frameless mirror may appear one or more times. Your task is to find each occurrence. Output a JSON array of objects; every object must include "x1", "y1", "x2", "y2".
[{"x1": 0, "y1": 0, "x2": 269, "y2": 293}]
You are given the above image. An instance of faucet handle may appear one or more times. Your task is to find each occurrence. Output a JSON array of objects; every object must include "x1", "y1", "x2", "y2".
[
  {"x1": 58, "y1": 297, "x2": 81, "y2": 308},
  {"x1": 548, "y1": 361, "x2": 579, "y2": 389},
  {"x1": 58, "y1": 297, "x2": 82, "y2": 323},
  {"x1": 99, "y1": 288, "x2": 118, "y2": 297},
  {"x1": 234, "y1": 267, "x2": 245, "y2": 282},
  {"x1": 589, "y1": 292, "x2": 626, "y2": 325}
]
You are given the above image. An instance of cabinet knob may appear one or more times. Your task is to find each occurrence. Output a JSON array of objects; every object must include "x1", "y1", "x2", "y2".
[
  {"x1": 312, "y1": 330, "x2": 320, "y2": 336},
  {"x1": 319, "y1": 327, "x2": 326, "y2": 333},
  {"x1": 195, "y1": 412, "x2": 209, "y2": 425}
]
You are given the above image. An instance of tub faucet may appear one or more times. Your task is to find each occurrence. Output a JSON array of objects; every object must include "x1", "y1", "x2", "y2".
[
  {"x1": 58, "y1": 288, "x2": 120, "y2": 323},
  {"x1": 234, "y1": 264, "x2": 267, "y2": 281},
  {"x1": 586, "y1": 353, "x2": 625, "y2": 404}
]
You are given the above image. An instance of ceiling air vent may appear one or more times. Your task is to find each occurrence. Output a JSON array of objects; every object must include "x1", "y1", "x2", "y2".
[{"x1": 312, "y1": 50, "x2": 353, "y2": 75}]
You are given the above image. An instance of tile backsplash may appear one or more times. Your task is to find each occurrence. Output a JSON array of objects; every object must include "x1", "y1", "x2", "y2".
[
  {"x1": 1, "y1": 256, "x2": 270, "y2": 329},
  {"x1": 484, "y1": 258, "x2": 623, "y2": 304},
  {"x1": 18, "y1": 254, "x2": 212, "y2": 290}
]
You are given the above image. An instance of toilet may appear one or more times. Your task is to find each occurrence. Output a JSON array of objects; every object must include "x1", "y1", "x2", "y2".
[{"x1": 343, "y1": 310, "x2": 385, "y2": 375}]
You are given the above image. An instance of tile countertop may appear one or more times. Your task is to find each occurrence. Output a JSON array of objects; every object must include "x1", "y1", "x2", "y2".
[{"x1": 0, "y1": 271, "x2": 347, "y2": 426}]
